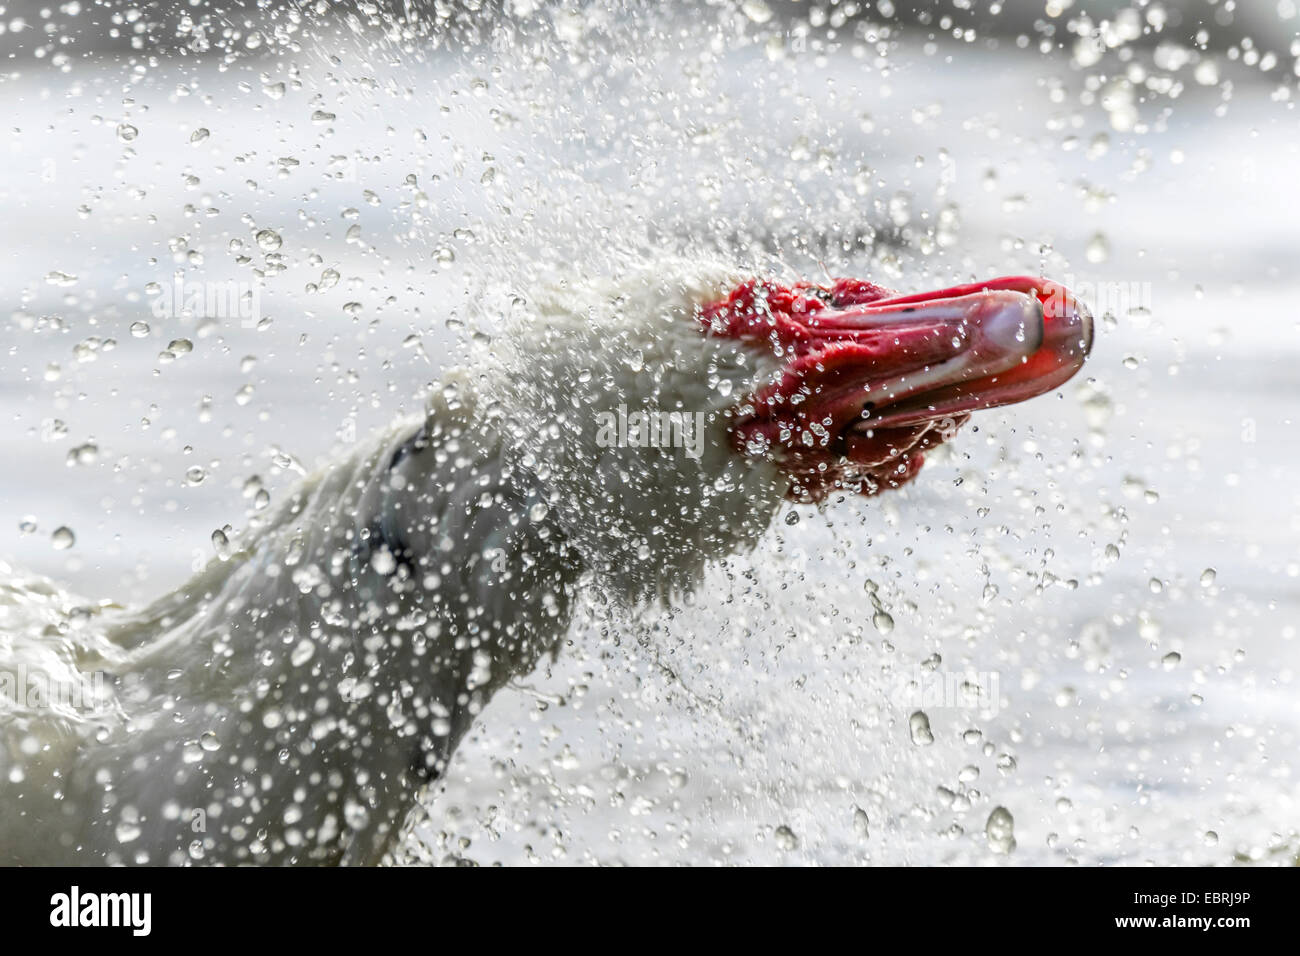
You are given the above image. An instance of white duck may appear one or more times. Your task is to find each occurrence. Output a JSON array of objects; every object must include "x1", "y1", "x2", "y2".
[{"x1": 0, "y1": 259, "x2": 1090, "y2": 864}]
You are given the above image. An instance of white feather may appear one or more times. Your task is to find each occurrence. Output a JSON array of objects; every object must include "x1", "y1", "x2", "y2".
[{"x1": 0, "y1": 257, "x2": 790, "y2": 865}]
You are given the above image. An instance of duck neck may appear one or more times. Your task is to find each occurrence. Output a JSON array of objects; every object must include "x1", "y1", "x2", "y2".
[{"x1": 88, "y1": 387, "x2": 581, "y2": 864}]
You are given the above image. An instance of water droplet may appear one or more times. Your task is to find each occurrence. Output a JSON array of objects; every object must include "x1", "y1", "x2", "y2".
[
  {"x1": 872, "y1": 609, "x2": 895, "y2": 634},
  {"x1": 211, "y1": 529, "x2": 231, "y2": 561},
  {"x1": 67, "y1": 442, "x2": 98, "y2": 466},
  {"x1": 985, "y1": 806, "x2": 1016, "y2": 854},
  {"x1": 370, "y1": 548, "x2": 397, "y2": 575},
  {"x1": 909, "y1": 711, "x2": 934, "y2": 746},
  {"x1": 51, "y1": 526, "x2": 75, "y2": 550},
  {"x1": 255, "y1": 229, "x2": 282, "y2": 252},
  {"x1": 1199, "y1": 568, "x2": 1216, "y2": 587},
  {"x1": 290, "y1": 639, "x2": 315, "y2": 667},
  {"x1": 116, "y1": 123, "x2": 138, "y2": 143},
  {"x1": 1086, "y1": 232, "x2": 1110, "y2": 264},
  {"x1": 774, "y1": 824, "x2": 798, "y2": 850},
  {"x1": 853, "y1": 807, "x2": 870, "y2": 839}
]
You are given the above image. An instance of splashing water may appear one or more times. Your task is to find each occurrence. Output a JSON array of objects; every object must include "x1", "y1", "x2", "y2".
[{"x1": 2, "y1": 1, "x2": 1299, "y2": 865}]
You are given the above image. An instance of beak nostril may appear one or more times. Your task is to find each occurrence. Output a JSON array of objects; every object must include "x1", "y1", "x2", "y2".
[{"x1": 973, "y1": 292, "x2": 1044, "y2": 356}]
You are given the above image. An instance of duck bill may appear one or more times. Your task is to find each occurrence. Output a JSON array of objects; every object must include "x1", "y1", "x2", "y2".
[{"x1": 828, "y1": 276, "x2": 1094, "y2": 432}]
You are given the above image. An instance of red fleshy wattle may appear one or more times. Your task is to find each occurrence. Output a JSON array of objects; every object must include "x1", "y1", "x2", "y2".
[
  {"x1": 698, "y1": 277, "x2": 898, "y2": 355},
  {"x1": 700, "y1": 278, "x2": 933, "y2": 501}
]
